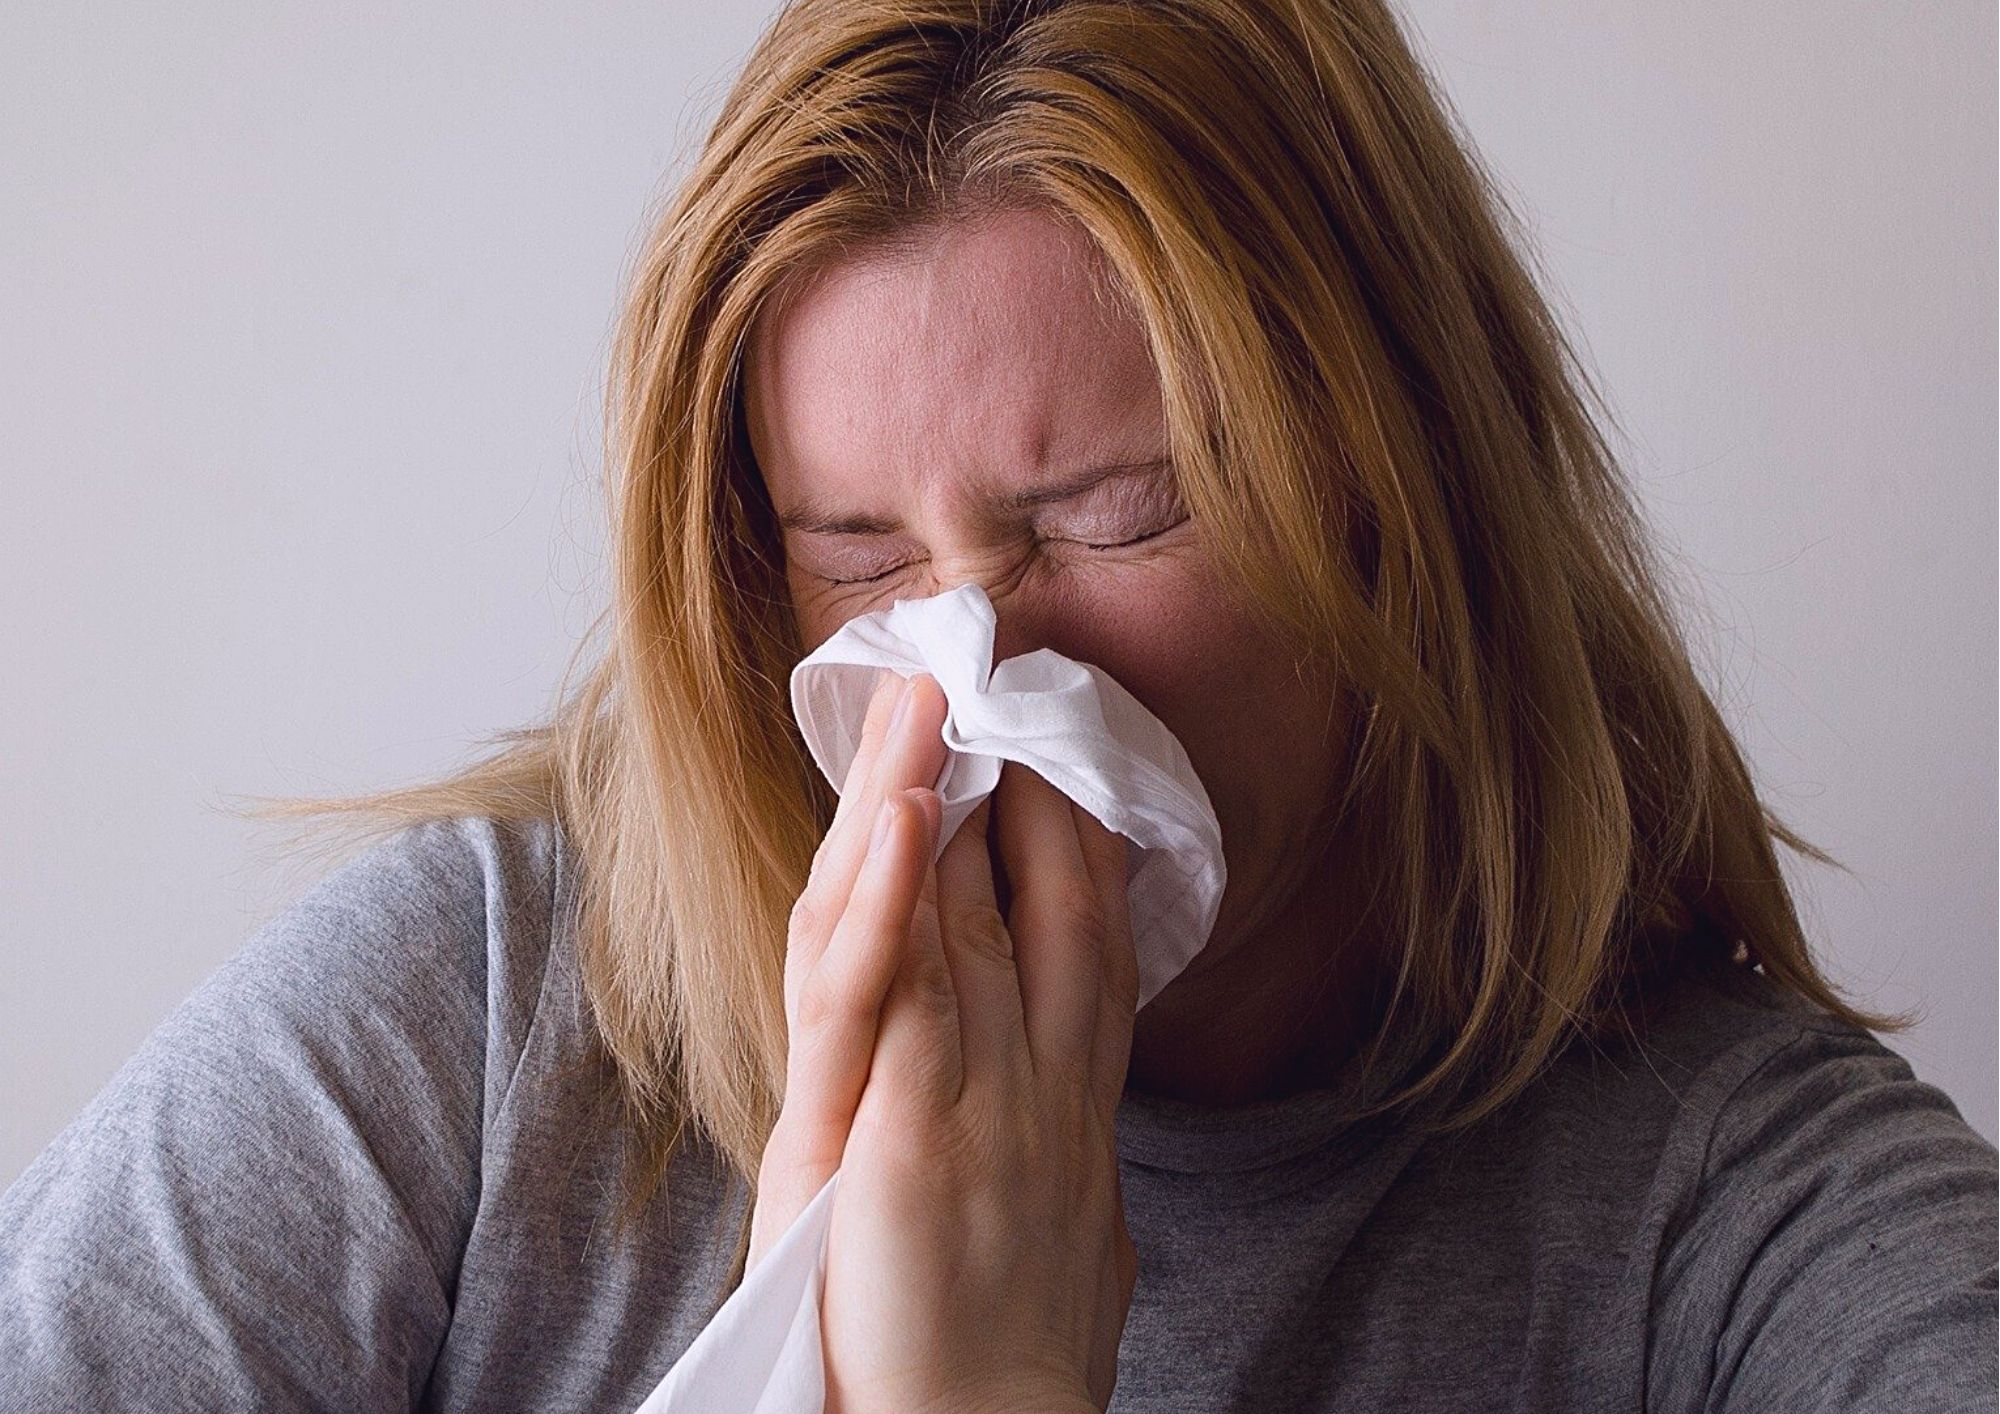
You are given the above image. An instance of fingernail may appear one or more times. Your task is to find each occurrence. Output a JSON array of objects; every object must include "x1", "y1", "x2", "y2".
[{"x1": 868, "y1": 795, "x2": 900, "y2": 855}]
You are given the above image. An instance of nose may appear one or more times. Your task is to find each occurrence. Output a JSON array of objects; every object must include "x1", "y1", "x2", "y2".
[
  {"x1": 988, "y1": 614, "x2": 1042, "y2": 667},
  {"x1": 932, "y1": 572, "x2": 1062, "y2": 668}
]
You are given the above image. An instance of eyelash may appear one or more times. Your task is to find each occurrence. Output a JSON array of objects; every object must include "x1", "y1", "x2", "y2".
[{"x1": 819, "y1": 517, "x2": 1188, "y2": 586}]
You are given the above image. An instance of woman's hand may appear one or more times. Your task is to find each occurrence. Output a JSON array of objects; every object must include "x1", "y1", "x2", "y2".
[{"x1": 751, "y1": 667, "x2": 1141, "y2": 1414}]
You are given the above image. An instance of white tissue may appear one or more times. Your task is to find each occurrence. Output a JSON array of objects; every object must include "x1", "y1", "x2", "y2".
[{"x1": 633, "y1": 581, "x2": 1227, "y2": 1414}]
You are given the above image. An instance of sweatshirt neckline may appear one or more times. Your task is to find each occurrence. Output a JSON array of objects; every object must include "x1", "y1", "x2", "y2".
[{"x1": 1113, "y1": 1064, "x2": 1381, "y2": 1174}]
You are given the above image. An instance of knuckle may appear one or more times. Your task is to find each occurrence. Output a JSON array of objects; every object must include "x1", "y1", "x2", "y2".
[
  {"x1": 758, "y1": 1127, "x2": 838, "y2": 1201},
  {"x1": 1053, "y1": 879, "x2": 1111, "y2": 943},
  {"x1": 853, "y1": 1059, "x2": 952, "y2": 1141},
  {"x1": 905, "y1": 950, "x2": 958, "y2": 1012},
  {"x1": 787, "y1": 890, "x2": 828, "y2": 944},
  {"x1": 792, "y1": 969, "x2": 870, "y2": 1034},
  {"x1": 943, "y1": 900, "x2": 1013, "y2": 963}
]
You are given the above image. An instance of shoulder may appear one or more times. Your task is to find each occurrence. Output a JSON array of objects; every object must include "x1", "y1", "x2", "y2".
[
  {"x1": 0, "y1": 812, "x2": 579, "y2": 1411},
  {"x1": 248, "y1": 811, "x2": 566, "y2": 996},
  {"x1": 1613, "y1": 957, "x2": 1995, "y2": 1218},
  {"x1": 226, "y1": 813, "x2": 568, "y2": 1068},
  {"x1": 1566, "y1": 954, "x2": 1996, "y2": 1280},
  {"x1": 1507, "y1": 951, "x2": 1987, "y2": 1175},
  {"x1": 1625, "y1": 961, "x2": 1998, "y2": 1410},
  {"x1": 157, "y1": 812, "x2": 572, "y2": 1136},
  {"x1": 1430, "y1": 957, "x2": 1996, "y2": 1409},
  {"x1": 1446, "y1": 958, "x2": 1886, "y2": 1212}
]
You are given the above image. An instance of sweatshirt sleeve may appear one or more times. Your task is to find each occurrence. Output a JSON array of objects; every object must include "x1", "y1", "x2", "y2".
[
  {"x1": 0, "y1": 815, "x2": 551, "y2": 1413},
  {"x1": 1649, "y1": 1018, "x2": 1998, "y2": 1412}
]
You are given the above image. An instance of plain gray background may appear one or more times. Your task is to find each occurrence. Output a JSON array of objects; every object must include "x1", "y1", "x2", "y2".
[{"x1": 3, "y1": 1, "x2": 1994, "y2": 1186}]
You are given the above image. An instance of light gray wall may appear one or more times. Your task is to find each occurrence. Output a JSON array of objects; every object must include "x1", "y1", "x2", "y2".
[{"x1": 3, "y1": 1, "x2": 1992, "y2": 1186}]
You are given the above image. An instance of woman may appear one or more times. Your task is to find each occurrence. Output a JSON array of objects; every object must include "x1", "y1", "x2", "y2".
[{"x1": 2, "y1": 0, "x2": 1992, "y2": 1409}]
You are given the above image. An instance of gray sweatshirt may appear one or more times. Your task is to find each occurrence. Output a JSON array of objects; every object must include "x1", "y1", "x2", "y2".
[{"x1": 1, "y1": 814, "x2": 1993, "y2": 1411}]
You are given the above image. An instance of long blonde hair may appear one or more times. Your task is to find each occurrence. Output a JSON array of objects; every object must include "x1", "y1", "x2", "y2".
[{"x1": 239, "y1": 0, "x2": 1905, "y2": 1243}]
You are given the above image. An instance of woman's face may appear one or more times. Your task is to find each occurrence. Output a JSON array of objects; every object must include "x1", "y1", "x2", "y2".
[{"x1": 743, "y1": 206, "x2": 1351, "y2": 994}]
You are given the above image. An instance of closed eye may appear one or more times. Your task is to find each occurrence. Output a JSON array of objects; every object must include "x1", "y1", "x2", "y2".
[
  {"x1": 810, "y1": 514, "x2": 1191, "y2": 585},
  {"x1": 820, "y1": 563, "x2": 911, "y2": 586},
  {"x1": 1070, "y1": 513, "x2": 1191, "y2": 551}
]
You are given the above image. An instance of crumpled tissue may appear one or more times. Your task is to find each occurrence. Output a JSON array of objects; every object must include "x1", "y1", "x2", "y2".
[{"x1": 633, "y1": 580, "x2": 1226, "y2": 1413}]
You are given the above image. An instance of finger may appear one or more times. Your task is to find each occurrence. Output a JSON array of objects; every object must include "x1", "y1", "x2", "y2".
[
  {"x1": 788, "y1": 671, "x2": 948, "y2": 998},
  {"x1": 991, "y1": 761, "x2": 1102, "y2": 1075},
  {"x1": 827, "y1": 668, "x2": 904, "y2": 837},
  {"x1": 773, "y1": 786, "x2": 935, "y2": 1206},
  {"x1": 869, "y1": 787, "x2": 964, "y2": 1112},
  {"x1": 787, "y1": 667, "x2": 901, "y2": 1002},
  {"x1": 931, "y1": 795, "x2": 1030, "y2": 1094},
  {"x1": 1073, "y1": 800, "x2": 1138, "y2": 1118}
]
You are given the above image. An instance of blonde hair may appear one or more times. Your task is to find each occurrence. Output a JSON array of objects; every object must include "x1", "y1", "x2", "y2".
[{"x1": 239, "y1": 0, "x2": 1905, "y2": 1265}]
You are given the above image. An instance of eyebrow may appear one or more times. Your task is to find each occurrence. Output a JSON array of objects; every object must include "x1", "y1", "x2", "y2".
[{"x1": 774, "y1": 457, "x2": 1173, "y2": 535}]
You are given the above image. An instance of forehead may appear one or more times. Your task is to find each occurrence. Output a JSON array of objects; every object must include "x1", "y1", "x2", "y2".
[{"x1": 742, "y1": 208, "x2": 1164, "y2": 502}]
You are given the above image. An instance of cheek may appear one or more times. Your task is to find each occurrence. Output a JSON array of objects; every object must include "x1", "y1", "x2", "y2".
[
  {"x1": 786, "y1": 568, "x2": 887, "y2": 655},
  {"x1": 1067, "y1": 575, "x2": 1259, "y2": 716},
  {"x1": 1070, "y1": 568, "x2": 1341, "y2": 859},
  {"x1": 1059, "y1": 555, "x2": 1285, "y2": 733}
]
